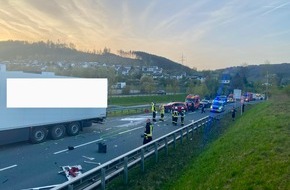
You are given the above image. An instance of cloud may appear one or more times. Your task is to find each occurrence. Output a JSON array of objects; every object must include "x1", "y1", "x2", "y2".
[
  {"x1": 260, "y1": 1, "x2": 290, "y2": 16},
  {"x1": 0, "y1": 0, "x2": 290, "y2": 70}
]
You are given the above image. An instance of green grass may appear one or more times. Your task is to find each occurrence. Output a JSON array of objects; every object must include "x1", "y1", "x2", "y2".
[
  {"x1": 108, "y1": 94, "x2": 187, "y2": 106},
  {"x1": 167, "y1": 92, "x2": 290, "y2": 190},
  {"x1": 105, "y1": 91, "x2": 290, "y2": 190}
]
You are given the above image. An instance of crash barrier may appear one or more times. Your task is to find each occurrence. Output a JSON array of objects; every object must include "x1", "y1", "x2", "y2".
[
  {"x1": 107, "y1": 104, "x2": 159, "y2": 116},
  {"x1": 52, "y1": 115, "x2": 223, "y2": 190},
  {"x1": 107, "y1": 105, "x2": 149, "y2": 116}
]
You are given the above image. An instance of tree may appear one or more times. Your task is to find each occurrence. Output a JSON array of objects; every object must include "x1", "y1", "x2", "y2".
[
  {"x1": 122, "y1": 85, "x2": 131, "y2": 95},
  {"x1": 204, "y1": 78, "x2": 219, "y2": 98},
  {"x1": 171, "y1": 80, "x2": 180, "y2": 94},
  {"x1": 231, "y1": 73, "x2": 244, "y2": 90},
  {"x1": 186, "y1": 82, "x2": 195, "y2": 94},
  {"x1": 140, "y1": 75, "x2": 155, "y2": 94}
]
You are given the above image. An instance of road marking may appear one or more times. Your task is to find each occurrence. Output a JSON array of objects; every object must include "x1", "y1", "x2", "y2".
[
  {"x1": 53, "y1": 138, "x2": 103, "y2": 155},
  {"x1": 121, "y1": 117, "x2": 146, "y2": 121},
  {"x1": 118, "y1": 126, "x2": 144, "y2": 134},
  {"x1": 115, "y1": 120, "x2": 143, "y2": 128},
  {"x1": 0, "y1": 164, "x2": 17, "y2": 172}
]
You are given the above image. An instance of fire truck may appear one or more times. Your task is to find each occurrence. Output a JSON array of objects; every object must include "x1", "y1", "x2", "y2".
[{"x1": 185, "y1": 94, "x2": 200, "y2": 112}]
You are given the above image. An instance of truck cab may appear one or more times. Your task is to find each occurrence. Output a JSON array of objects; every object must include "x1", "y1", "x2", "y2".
[{"x1": 185, "y1": 94, "x2": 200, "y2": 112}]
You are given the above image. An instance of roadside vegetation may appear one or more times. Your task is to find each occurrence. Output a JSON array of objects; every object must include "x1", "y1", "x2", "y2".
[
  {"x1": 108, "y1": 94, "x2": 186, "y2": 106},
  {"x1": 106, "y1": 89, "x2": 290, "y2": 190},
  {"x1": 107, "y1": 94, "x2": 186, "y2": 117}
]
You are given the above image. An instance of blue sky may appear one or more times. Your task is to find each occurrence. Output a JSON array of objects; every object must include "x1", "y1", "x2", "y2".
[{"x1": 0, "y1": 0, "x2": 289, "y2": 70}]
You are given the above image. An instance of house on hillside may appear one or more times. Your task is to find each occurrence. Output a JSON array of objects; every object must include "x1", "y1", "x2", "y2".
[{"x1": 141, "y1": 66, "x2": 163, "y2": 74}]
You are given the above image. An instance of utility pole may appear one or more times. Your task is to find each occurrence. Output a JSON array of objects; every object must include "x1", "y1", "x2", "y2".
[
  {"x1": 266, "y1": 71, "x2": 269, "y2": 100},
  {"x1": 264, "y1": 60, "x2": 270, "y2": 101},
  {"x1": 180, "y1": 53, "x2": 185, "y2": 65}
]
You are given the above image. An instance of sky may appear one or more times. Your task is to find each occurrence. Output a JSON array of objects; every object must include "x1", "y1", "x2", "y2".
[{"x1": 0, "y1": 0, "x2": 290, "y2": 70}]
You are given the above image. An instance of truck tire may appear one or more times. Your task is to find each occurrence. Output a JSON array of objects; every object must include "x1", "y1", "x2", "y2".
[
  {"x1": 66, "y1": 122, "x2": 81, "y2": 136},
  {"x1": 30, "y1": 127, "x2": 48, "y2": 144},
  {"x1": 50, "y1": 125, "x2": 66, "y2": 140}
]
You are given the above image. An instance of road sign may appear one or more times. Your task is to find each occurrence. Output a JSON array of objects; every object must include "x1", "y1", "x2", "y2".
[{"x1": 233, "y1": 89, "x2": 242, "y2": 100}]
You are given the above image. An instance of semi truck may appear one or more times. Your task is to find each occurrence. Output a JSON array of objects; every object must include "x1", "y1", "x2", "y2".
[{"x1": 0, "y1": 64, "x2": 107, "y2": 145}]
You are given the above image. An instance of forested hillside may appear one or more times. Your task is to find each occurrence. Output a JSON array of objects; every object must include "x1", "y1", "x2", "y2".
[
  {"x1": 0, "y1": 40, "x2": 289, "y2": 83},
  {"x1": 0, "y1": 40, "x2": 193, "y2": 75}
]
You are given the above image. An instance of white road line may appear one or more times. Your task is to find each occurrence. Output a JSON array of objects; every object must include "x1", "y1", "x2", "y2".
[
  {"x1": 121, "y1": 117, "x2": 146, "y2": 121},
  {"x1": 118, "y1": 126, "x2": 144, "y2": 135},
  {"x1": 53, "y1": 138, "x2": 103, "y2": 155},
  {"x1": 0, "y1": 164, "x2": 17, "y2": 172}
]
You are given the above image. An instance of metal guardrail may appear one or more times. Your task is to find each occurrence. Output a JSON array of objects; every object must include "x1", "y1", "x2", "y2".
[
  {"x1": 52, "y1": 115, "x2": 222, "y2": 190},
  {"x1": 107, "y1": 104, "x2": 166, "y2": 116},
  {"x1": 106, "y1": 105, "x2": 151, "y2": 116}
]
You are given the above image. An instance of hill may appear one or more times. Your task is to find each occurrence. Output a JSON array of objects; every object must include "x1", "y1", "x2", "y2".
[
  {"x1": 1, "y1": 40, "x2": 289, "y2": 84},
  {"x1": 218, "y1": 63, "x2": 290, "y2": 84},
  {"x1": 0, "y1": 40, "x2": 194, "y2": 75}
]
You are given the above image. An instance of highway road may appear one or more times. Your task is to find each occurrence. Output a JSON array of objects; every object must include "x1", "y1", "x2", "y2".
[{"x1": 0, "y1": 102, "x2": 241, "y2": 190}]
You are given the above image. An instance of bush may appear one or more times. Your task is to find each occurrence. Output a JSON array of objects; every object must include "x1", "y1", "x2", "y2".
[{"x1": 284, "y1": 84, "x2": 290, "y2": 97}]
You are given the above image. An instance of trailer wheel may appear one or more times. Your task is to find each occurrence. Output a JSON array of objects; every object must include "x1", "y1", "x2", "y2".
[
  {"x1": 30, "y1": 127, "x2": 48, "y2": 144},
  {"x1": 66, "y1": 122, "x2": 81, "y2": 136},
  {"x1": 50, "y1": 125, "x2": 66, "y2": 140}
]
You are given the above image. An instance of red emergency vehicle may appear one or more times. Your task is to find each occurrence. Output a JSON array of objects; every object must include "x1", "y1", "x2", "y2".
[
  {"x1": 185, "y1": 94, "x2": 200, "y2": 111},
  {"x1": 244, "y1": 92, "x2": 253, "y2": 102}
]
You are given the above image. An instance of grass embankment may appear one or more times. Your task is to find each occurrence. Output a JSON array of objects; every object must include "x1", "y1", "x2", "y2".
[
  {"x1": 168, "y1": 92, "x2": 290, "y2": 189},
  {"x1": 106, "y1": 91, "x2": 290, "y2": 190}
]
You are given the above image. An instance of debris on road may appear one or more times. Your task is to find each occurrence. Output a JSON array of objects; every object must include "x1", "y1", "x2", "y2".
[
  {"x1": 82, "y1": 156, "x2": 95, "y2": 160},
  {"x1": 59, "y1": 165, "x2": 82, "y2": 180},
  {"x1": 84, "y1": 160, "x2": 101, "y2": 165},
  {"x1": 67, "y1": 146, "x2": 74, "y2": 150}
]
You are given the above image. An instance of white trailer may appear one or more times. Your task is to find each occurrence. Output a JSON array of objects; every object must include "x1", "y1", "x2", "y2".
[{"x1": 0, "y1": 64, "x2": 107, "y2": 145}]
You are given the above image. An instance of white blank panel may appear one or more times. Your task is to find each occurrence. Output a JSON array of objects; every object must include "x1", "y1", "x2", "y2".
[{"x1": 7, "y1": 78, "x2": 107, "y2": 108}]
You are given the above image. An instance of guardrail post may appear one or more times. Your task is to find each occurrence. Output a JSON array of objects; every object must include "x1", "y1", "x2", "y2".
[
  {"x1": 197, "y1": 121, "x2": 201, "y2": 132},
  {"x1": 186, "y1": 127, "x2": 189, "y2": 140},
  {"x1": 154, "y1": 142, "x2": 158, "y2": 162},
  {"x1": 141, "y1": 148, "x2": 145, "y2": 172},
  {"x1": 173, "y1": 133, "x2": 176, "y2": 149},
  {"x1": 101, "y1": 167, "x2": 106, "y2": 190},
  {"x1": 68, "y1": 184, "x2": 73, "y2": 190},
  {"x1": 192, "y1": 125, "x2": 194, "y2": 138},
  {"x1": 180, "y1": 130, "x2": 183, "y2": 144},
  {"x1": 165, "y1": 137, "x2": 168, "y2": 155},
  {"x1": 124, "y1": 156, "x2": 128, "y2": 184}
]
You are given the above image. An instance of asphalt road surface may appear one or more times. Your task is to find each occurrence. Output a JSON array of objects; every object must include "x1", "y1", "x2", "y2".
[{"x1": 0, "y1": 102, "x2": 242, "y2": 190}]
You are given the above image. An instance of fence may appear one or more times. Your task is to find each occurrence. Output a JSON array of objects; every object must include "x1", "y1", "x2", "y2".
[
  {"x1": 52, "y1": 114, "x2": 223, "y2": 190},
  {"x1": 106, "y1": 105, "x2": 151, "y2": 116}
]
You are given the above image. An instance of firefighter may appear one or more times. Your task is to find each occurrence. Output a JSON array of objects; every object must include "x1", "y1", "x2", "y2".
[
  {"x1": 231, "y1": 106, "x2": 237, "y2": 121},
  {"x1": 143, "y1": 118, "x2": 153, "y2": 145},
  {"x1": 173, "y1": 110, "x2": 178, "y2": 126},
  {"x1": 180, "y1": 110, "x2": 185, "y2": 126},
  {"x1": 201, "y1": 104, "x2": 205, "y2": 113},
  {"x1": 159, "y1": 104, "x2": 165, "y2": 121},
  {"x1": 151, "y1": 102, "x2": 157, "y2": 122}
]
